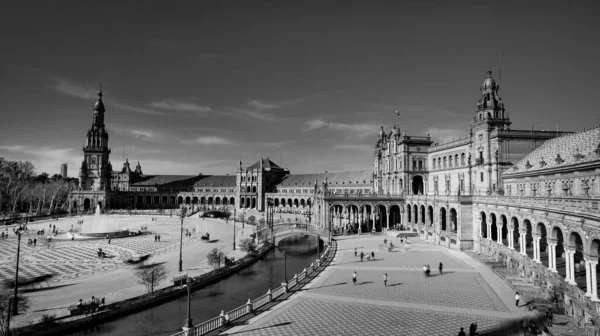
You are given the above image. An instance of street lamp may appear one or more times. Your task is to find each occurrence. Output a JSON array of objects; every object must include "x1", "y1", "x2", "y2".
[
  {"x1": 179, "y1": 207, "x2": 186, "y2": 273},
  {"x1": 233, "y1": 208, "x2": 236, "y2": 251},
  {"x1": 183, "y1": 276, "x2": 193, "y2": 328},
  {"x1": 282, "y1": 250, "x2": 288, "y2": 282},
  {"x1": 12, "y1": 225, "x2": 25, "y2": 316}
]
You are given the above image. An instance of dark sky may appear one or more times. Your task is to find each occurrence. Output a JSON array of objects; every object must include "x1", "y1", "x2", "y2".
[{"x1": 1, "y1": 1, "x2": 599, "y2": 176}]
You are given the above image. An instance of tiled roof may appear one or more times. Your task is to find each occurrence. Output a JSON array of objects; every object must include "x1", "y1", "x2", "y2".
[
  {"x1": 505, "y1": 127, "x2": 600, "y2": 175},
  {"x1": 131, "y1": 175, "x2": 202, "y2": 187},
  {"x1": 247, "y1": 157, "x2": 281, "y2": 169},
  {"x1": 276, "y1": 170, "x2": 373, "y2": 188},
  {"x1": 193, "y1": 175, "x2": 236, "y2": 187}
]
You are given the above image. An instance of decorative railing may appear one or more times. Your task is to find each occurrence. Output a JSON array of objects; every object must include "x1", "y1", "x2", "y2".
[
  {"x1": 474, "y1": 195, "x2": 600, "y2": 219},
  {"x1": 171, "y1": 241, "x2": 337, "y2": 336}
]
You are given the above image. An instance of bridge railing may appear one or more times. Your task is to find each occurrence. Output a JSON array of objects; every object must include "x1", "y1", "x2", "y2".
[{"x1": 172, "y1": 240, "x2": 337, "y2": 336}]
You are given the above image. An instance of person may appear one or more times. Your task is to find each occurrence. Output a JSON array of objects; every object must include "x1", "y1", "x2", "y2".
[
  {"x1": 439, "y1": 262, "x2": 443, "y2": 275},
  {"x1": 154, "y1": 235, "x2": 157, "y2": 242},
  {"x1": 552, "y1": 295, "x2": 559, "y2": 308},
  {"x1": 77, "y1": 299, "x2": 83, "y2": 307},
  {"x1": 360, "y1": 251, "x2": 364, "y2": 262},
  {"x1": 158, "y1": 235, "x2": 161, "y2": 242},
  {"x1": 383, "y1": 273, "x2": 387, "y2": 286},
  {"x1": 400, "y1": 238, "x2": 404, "y2": 244},
  {"x1": 469, "y1": 323, "x2": 477, "y2": 336},
  {"x1": 426, "y1": 265, "x2": 431, "y2": 276},
  {"x1": 33, "y1": 238, "x2": 37, "y2": 246},
  {"x1": 108, "y1": 238, "x2": 111, "y2": 244},
  {"x1": 545, "y1": 308, "x2": 553, "y2": 327},
  {"x1": 515, "y1": 291, "x2": 520, "y2": 307},
  {"x1": 371, "y1": 251, "x2": 375, "y2": 260},
  {"x1": 458, "y1": 327, "x2": 466, "y2": 336},
  {"x1": 354, "y1": 247, "x2": 357, "y2": 257},
  {"x1": 352, "y1": 271, "x2": 357, "y2": 285},
  {"x1": 423, "y1": 264, "x2": 428, "y2": 277}
]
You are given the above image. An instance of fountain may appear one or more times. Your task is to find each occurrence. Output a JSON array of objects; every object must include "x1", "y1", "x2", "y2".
[{"x1": 71, "y1": 205, "x2": 133, "y2": 239}]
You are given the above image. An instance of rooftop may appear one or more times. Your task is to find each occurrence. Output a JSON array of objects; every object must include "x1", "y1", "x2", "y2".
[{"x1": 276, "y1": 170, "x2": 373, "y2": 188}]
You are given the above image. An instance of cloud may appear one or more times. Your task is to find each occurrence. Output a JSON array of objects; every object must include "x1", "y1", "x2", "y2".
[
  {"x1": 423, "y1": 127, "x2": 468, "y2": 144},
  {"x1": 261, "y1": 141, "x2": 290, "y2": 148},
  {"x1": 111, "y1": 126, "x2": 169, "y2": 143},
  {"x1": 224, "y1": 108, "x2": 277, "y2": 121},
  {"x1": 0, "y1": 145, "x2": 80, "y2": 177},
  {"x1": 131, "y1": 159, "x2": 230, "y2": 175},
  {"x1": 332, "y1": 144, "x2": 373, "y2": 152},
  {"x1": 150, "y1": 100, "x2": 212, "y2": 115},
  {"x1": 303, "y1": 119, "x2": 378, "y2": 138},
  {"x1": 111, "y1": 102, "x2": 168, "y2": 116},
  {"x1": 180, "y1": 136, "x2": 234, "y2": 145},
  {"x1": 247, "y1": 100, "x2": 279, "y2": 110},
  {"x1": 52, "y1": 78, "x2": 98, "y2": 100}
]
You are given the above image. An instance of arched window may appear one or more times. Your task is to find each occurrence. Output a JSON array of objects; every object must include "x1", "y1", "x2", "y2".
[
  {"x1": 443, "y1": 157, "x2": 447, "y2": 168},
  {"x1": 433, "y1": 159, "x2": 436, "y2": 170},
  {"x1": 449, "y1": 156, "x2": 453, "y2": 168},
  {"x1": 455, "y1": 154, "x2": 459, "y2": 166},
  {"x1": 461, "y1": 153, "x2": 465, "y2": 165}
]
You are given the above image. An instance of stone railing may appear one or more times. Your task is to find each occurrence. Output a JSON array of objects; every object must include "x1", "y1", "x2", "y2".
[
  {"x1": 404, "y1": 194, "x2": 471, "y2": 204},
  {"x1": 171, "y1": 240, "x2": 337, "y2": 336},
  {"x1": 474, "y1": 195, "x2": 600, "y2": 219},
  {"x1": 477, "y1": 239, "x2": 600, "y2": 332}
]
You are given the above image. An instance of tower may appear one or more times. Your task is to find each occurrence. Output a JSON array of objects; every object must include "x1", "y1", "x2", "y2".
[{"x1": 79, "y1": 90, "x2": 112, "y2": 191}]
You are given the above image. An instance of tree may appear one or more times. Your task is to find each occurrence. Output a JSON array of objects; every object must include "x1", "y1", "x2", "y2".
[
  {"x1": 239, "y1": 238, "x2": 257, "y2": 255},
  {"x1": 0, "y1": 292, "x2": 30, "y2": 336},
  {"x1": 206, "y1": 248, "x2": 225, "y2": 269},
  {"x1": 133, "y1": 264, "x2": 168, "y2": 297},
  {"x1": 257, "y1": 219, "x2": 269, "y2": 243}
]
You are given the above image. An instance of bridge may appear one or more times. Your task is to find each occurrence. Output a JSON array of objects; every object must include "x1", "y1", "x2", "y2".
[{"x1": 270, "y1": 223, "x2": 330, "y2": 246}]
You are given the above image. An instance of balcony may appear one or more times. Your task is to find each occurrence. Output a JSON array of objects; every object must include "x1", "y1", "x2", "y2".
[
  {"x1": 475, "y1": 158, "x2": 484, "y2": 165},
  {"x1": 474, "y1": 195, "x2": 600, "y2": 219}
]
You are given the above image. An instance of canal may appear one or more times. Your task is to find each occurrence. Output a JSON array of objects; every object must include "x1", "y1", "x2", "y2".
[{"x1": 68, "y1": 236, "x2": 321, "y2": 336}]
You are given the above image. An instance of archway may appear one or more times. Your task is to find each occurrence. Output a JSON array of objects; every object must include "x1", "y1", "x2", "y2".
[
  {"x1": 177, "y1": 196, "x2": 183, "y2": 205},
  {"x1": 537, "y1": 223, "x2": 548, "y2": 267},
  {"x1": 208, "y1": 197, "x2": 213, "y2": 205},
  {"x1": 83, "y1": 198, "x2": 91, "y2": 211},
  {"x1": 146, "y1": 195, "x2": 152, "y2": 205},
  {"x1": 524, "y1": 219, "x2": 533, "y2": 259},
  {"x1": 552, "y1": 227, "x2": 565, "y2": 278},
  {"x1": 154, "y1": 196, "x2": 160, "y2": 205},
  {"x1": 428, "y1": 206, "x2": 434, "y2": 227},
  {"x1": 480, "y1": 212, "x2": 487, "y2": 238},
  {"x1": 347, "y1": 204, "x2": 360, "y2": 232},
  {"x1": 192, "y1": 197, "x2": 198, "y2": 205},
  {"x1": 500, "y1": 215, "x2": 508, "y2": 245},
  {"x1": 294, "y1": 199, "x2": 299, "y2": 208},
  {"x1": 252, "y1": 186, "x2": 257, "y2": 193},
  {"x1": 162, "y1": 196, "x2": 167, "y2": 205},
  {"x1": 512, "y1": 217, "x2": 520, "y2": 250},
  {"x1": 170, "y1": 196, "x2": 175, "y2": 205},
  {"x1": 389, "y1": 205, "x2": 401, "y2": 229},
  {"x1": 568, "y1": 231, "x2": 585, "y2": 289},
  {"x1": 215, "y1": 197, "x2": 221, "y2": 205},
  {"x1": 412, "y1": 175, "x2": 424, "y2": 195},
  {"x1": 420, "y1": 205, "x2": 425, "y2": 224},
  {"x1": 413, "y1": 204, "x2": 418, "y2": 224},
  {"x1": 229, "y1": 197, "x2": 235, "y2": 206},
  {"x1": 491, "y1": 213, "x2": 498, "y2": 241},
  {"x1": 449, "y1": 208, "x2": 458, "y2": 232},
  {"x1": 440, "y1": 207, "x2": 447, "y2": 231},
  {"x1": 407, "y1": 205, "x2": 412, "y2": 223},
  {"x1": 185, "y1": 196, "x2": 191, "y2": 205},
  {"x1": 246, "y1": 197, "x2": 251, "y2": 208},
  {"x1": 251, "y1": 197, "x2": 256, "y2": 209},
  {"x1": 274, "y1": 198, "x2": 279, "y2": 207},
  {"x1": 376, "y1": 205, "x2": 387, "y2": 232},
  {"x1": 360, "y1": 204, "x2": 373, "y2": 233}
]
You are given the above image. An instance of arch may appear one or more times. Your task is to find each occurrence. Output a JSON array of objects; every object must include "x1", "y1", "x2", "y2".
[
  {"x1": 177, "y1": 196, "x2": 184, "y2": 205},
  {"x1": 420, "y1": 205, "x2": 425, "y2": 224},
  {"x1": 280, "y1": 198, "x2": 285, "y2": 207},
  {"x1": 412, "y1": 175, "x2": 424, "y2": 195},
  {"x1": 568, "y1": 231, "x2": 585, "y2": 281},
  {"x1": 229, "y1": 197, "x2": 235, "y2": 206},
  {"x1": 252, "y1": 186, "x2": 257, "y2": 193},
  {"x1": 208, "y1": 197, "x2": 213, "y2": 205},
  {"x1": 223, "y1": 197, "x2": 228, "y2": 205},
  {"x1": 480, "y1": 212, "x2": 487, "y2": 238},
  {"x1": 294, "y1": 199, "x2": 299, "y2": 208},
  {"x1": 162, "y1": 196, "x2": 167, "y2": 205},
  {"x1": 300, "y1": 199, "x2": 306, "y2": 207},
  {"x1": 375, "y1": 204, "x2": 387, "y2": 232},
  {"x1": 500, "y1": 215, "x2": 508, "y2": 244},
  {"x1": 389, "y1": 204, "x2": 402, "y2": 229},
  {"x1": 184, "y1": 196, "x2": 190, "y2": 205},
  {"x1": 449, "y1": 208, "x2": 457, "y2": 232},
  {"x1": 307, "y1": 199, "x2": 312, "y2": 207},
  {"x1": 215, "y1": 197, "x2": 221, "y2": 205},
  {"x1": 146, "y1": 195, "x2": 152, "y2": 204},
  {"x1": 287, "y1": 198, "x2": 293, "y2": 207},
  {"x1": 274, "y1": 198, "x2": 279, "y2": 207},
  {"x1": 428, "y1": 206, "x2": 434, "y2": 227},
  {"x1": 440, "y1": 207, "x2": 447, "y2": 231},
  {"x1": 170, "y1": 196, "x2": 175, "y2": 205},
  {"x1": 347, "y1": 204, "x2": 360, "y2": 232},
  {"x1": 490, "y1": 213, "x2": 498, "y2": 241},
  {"x1": 192, "y1": 196, "x2": 198, "y2": 205},
  {"x1": 413, "y1": 204, "x2": 418, "y2": 224},
  {"x1": 246, "y1": 186, "x2": 251, "y2": 192},
  {"x1": 154, "y1": 196, "x2": 160, "y2": 204},
  {"x1": 246, "y1": 197, "x2": 251, "y2": 208},
  {"x1": 407, "y1": 204, "x2": 412, "y2": 223},
  {"x1": 200, "y1": 197, "x2": 206, "y2": 205},
  {"x1": 523, "y1": 219, "x2": 533, "y2": 258},
  {"x1": 83, "y1": 198, "x2": 92, "y2": 211}
]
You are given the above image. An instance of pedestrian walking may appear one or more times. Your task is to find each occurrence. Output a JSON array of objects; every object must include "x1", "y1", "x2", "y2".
[
  {"x1": 545, "y1": 309, "x2": 553, "y2": 328},
  {"x1": 383, "y1": 273, "x2": 387, "y2": 286},
  {"x1": 352, "y1": 271, "x2": 357, "y2": 285},
  {"x1": 552, "y1": 295, "x2": 559, "y2": 308},
  {"x1": 354, "y1": 248, "x2": 357, "y2": 257},
  {"x1": 515, "y1": 291, "x2": 520, "y2": 307},
  {"x1": 422, "y1": 264, "x2": 428, "y2": 277},
  {"x1": 154, "y1": 235, "x2": 157, "y2": 242},
  {"x1": 360, "y1": 251, "x2": 364, "y2": 262},
  {"x1": 439, "y1": 262, "x2": 443, "y2": 275},
  {"x1": 108, "y1": 238, "x2": 111, "y2": 244},
  {"x1": 469, "y1": 323, "x2": 477, "y2": 336},
  {"x1": 371, "y1": 251, "x2": 375, "y2": 260},
  {"x1": 458, "y1": 327, "x2": 466, "y2": 336},
  {"x1": 158, "y1": 235, "x2": 161, "y2": 242}
]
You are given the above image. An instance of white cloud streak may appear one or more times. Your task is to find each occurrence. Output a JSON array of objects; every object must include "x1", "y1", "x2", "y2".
[
  {"x1": 180, "y1": 136, "x2": 234, "y2": 145},
  {"x1": 150, "y1": 100, "x2": 212, "y2": 115},
  {"x1": 303, "y1": 119, "x2": 378, "y2": 139}
]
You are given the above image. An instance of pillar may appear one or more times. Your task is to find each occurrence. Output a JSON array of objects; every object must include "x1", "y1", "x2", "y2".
[
  {"x1": 508, "y1": 228, "x2": 514, "y2": 250},
  {"x1": 533, "y1": 235, "x2": 541, "y2": 263},
  {"x1": 584, "y1": 257, "x2": 594, "y2": 297},
  {"x1": 519, "y1": 231, "x2": 527, "y2": 256},
  {"x1": 487, "y1": 221, "x2": 492, "y2": 240},
  {"x1": 591, "y1": 259, "x2": 599, "y2": 301},
  {"x1": 547, "y1": 239, "x2": 558, "y2": 273},
  {"x1": 497, "y1": 225, "x2": 503, "y2": 245},
  {"x1": 387, "y1": 211, "x2": 390, "y2": 231},
  {"x1": 565, "y1": 248, "x2": 577, "y2": 285}
]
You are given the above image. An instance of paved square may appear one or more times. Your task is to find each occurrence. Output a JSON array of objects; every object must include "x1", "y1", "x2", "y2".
[{"x1": 335, "y1": 250, "x2": 471, "y2": 269}]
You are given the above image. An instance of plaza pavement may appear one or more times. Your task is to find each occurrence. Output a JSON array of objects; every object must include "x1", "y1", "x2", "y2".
[
  {"x1": 1, "y1": 214, "x2": 250, "y2": 327},
  {"x1": 221, "y1": 234, "x2": 540, "y2": 336}
]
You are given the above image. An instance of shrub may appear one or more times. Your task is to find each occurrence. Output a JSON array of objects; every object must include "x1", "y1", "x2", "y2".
[
  {"x1": 239, "y1": 238, "x2": 257, "y2": 255},
  {"x1": 39, "y1": 314, "x2": 56, "y2": 325},
  {"x1": 207, "y1": 248, "x2": 225, "y2": 269}
]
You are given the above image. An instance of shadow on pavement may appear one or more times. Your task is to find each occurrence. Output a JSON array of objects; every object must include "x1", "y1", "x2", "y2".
[
  {"x1": 301, "y1": 282, "x2": 347, "y2": 291},
  {"x1": 20, "y1": 283, "x2": 75, "y2": 294},
  {"x1": 228, "y1": 321, "x2": 293, "y2": 335}
]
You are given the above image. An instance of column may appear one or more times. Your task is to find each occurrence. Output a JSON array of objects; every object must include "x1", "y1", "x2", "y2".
[
  {"x1": 497, "y1": 225, "x2": 503, "y2": 245},
  {"x1": 487, "y1": 220, "x2": 492, "y2": 240},
  {"x1": 519, "y1": 231, "x2": 527, "y2": 256},
  {"x1": 591, "y1": 259, "x2": 599, "y2": 301},
  {"x1": 585, "y1": 257, "x2": 593, "y2": 297},
  {"x1": 547, "y1": 240, "x2": 558, "y2": 273},
  {"x1": 533, "y1": 235, "x2": 541, "y2": 263},
  {"x1": 508, "y1": 228, "x2": 514, "y2": 250},
  {"x1": 387, "y1": 211, "x2": 390, "y2": 231},
  {"x1": 566, "y1": 249, "x2": 577, "y2": 285}
]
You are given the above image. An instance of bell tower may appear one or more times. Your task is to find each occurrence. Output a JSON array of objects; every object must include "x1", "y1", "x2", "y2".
[{"x1": 79, "y1": 90, "x2": 112, "y2": 191}]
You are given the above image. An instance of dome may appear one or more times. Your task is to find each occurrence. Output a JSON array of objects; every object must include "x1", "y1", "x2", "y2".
[
  {"x1": 93, "y1": 91, "x2": 105, "y2": 111},
  {"x1": 482, "y1": 71, "x2": 496, "y2": 89}
]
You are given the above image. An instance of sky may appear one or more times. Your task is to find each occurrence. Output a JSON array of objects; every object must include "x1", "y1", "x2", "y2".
[{"x1": 1, "y1": 1, "x2": 599, "y2": 177}]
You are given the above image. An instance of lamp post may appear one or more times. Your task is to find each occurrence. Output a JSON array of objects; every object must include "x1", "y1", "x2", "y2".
[
  {"x1": 183, "y1": 276, "x2": 193, "y2": 328},
  {"x1": 12, "y1": 225, "x2": 24, "y2": 316},
  {"x1": 233, "y1": 208, "x2": 236, "y2": 251},
  {"x1": 179, "y1": 207, "x2": 186, "y2": 273},
  {"x1": 282, "y1": 250, "x2": 288, "y2": 282}
]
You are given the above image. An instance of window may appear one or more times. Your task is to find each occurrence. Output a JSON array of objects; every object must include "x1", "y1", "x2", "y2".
[
  {"x1": 480, "y1": 172, "x2": 484, "y2": 182},
  {"x1": 418, "y1": 160, "x2": 423, "y2": 170},
  {"x1": 433, "y1": 159, "x2": 436, "y2": 170}
]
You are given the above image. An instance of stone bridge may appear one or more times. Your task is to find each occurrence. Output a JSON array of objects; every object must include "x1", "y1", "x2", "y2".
[{"x1": 271, "y1": 224, "x2": 330, "y2": 246}]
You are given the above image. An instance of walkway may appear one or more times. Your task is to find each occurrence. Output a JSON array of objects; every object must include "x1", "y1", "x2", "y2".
[{"x1": 221, "y1": 235, "x2": 541, "y2": 336}]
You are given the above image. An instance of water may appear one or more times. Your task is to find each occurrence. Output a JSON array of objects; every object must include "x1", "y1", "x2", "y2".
[
  {"x1": 80, "y1": 205, "x2": 122, "y2": 233},
  {"x1": 67, "y1": 236, "x2": 322, "y2": 336}
]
